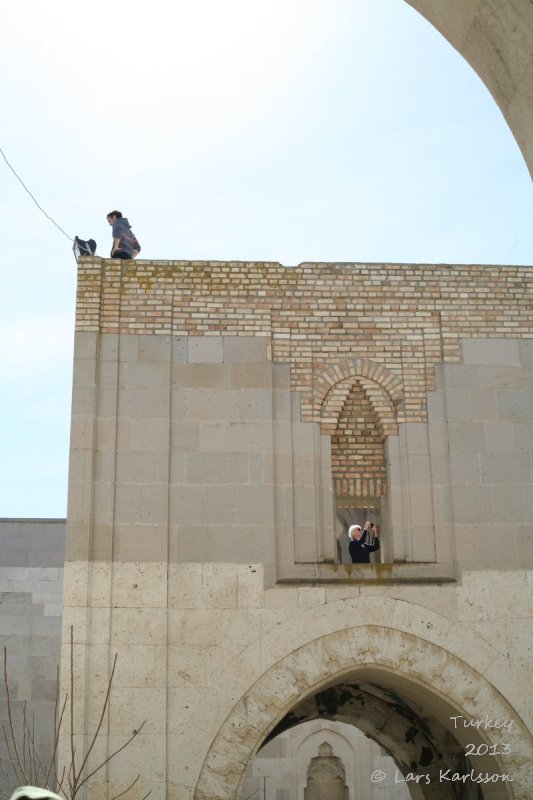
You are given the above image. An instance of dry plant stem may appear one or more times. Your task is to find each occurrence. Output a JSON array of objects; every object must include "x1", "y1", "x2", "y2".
[
  {"x1": 0, "y1": 758, "x2": 14, "y2": 791},
  {"x1": 73, "y1": 653, "x2": 118, "y2": 790},
  {"x1": 1, "y1": 726, "x2": 20, "y2": 786},
  {"x1": 2, "y1": 631, "x2": 150, "y2": 800},
  {"x1": 3, "y1": 647, "x2": 29, "y2": 785},
  {"x1": 47, "y1": 662, "x2": 69, "y2": 792},
  {"x1": 0, "y1": 750, "x2": 19, "y2": 796},
  {"x1": 21, "y1": 704, "x2": 27, "y2": 782},
  {"x1": 1, "y1": 645, "x2": 59, "y2": 796},
  {"x1": 69, "y1": 626, "x2": 75, "y2": 797},
  {"x1": 45, "y1": 693, "x2": 69, "y2": 791},
  {"x1": 22, "y1": 713, "x2": 43, "y2": 785},
  {"x1": 108, "y1": 772, "x2": 151, "y2": 800},
  {"x1": 76, "y1": 720, "x2": 146, "y2": 793},
  {"x1": 65, "y1": 626, "x2": 149, "y2": 800}
]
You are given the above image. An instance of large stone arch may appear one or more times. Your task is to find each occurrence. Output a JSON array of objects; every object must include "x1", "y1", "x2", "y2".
[
  {"x1": 194, "y1": 599, "x2": 533, "y2": 800},
  {"x1": 404, "y1": 0, "x2": 533, "y2": 178}
]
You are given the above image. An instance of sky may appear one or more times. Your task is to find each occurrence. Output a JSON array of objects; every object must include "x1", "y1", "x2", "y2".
[{"x1": 0, "y1": 0, "x2": 532, "y2": 518}]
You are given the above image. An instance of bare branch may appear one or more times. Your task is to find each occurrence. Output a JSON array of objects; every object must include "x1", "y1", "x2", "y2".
[
  {"x1": 1, "y1": 633, "x2": 150, "y2": 800},
  {"x1": 55, "y1": 763, "x2": 67, "y2": 796},
  {"x1": 44, "y1": 690, "x2": 69, "y2": 789},
  {"x1": 108, "y1": 774, "x2": 140, "y2": 800},
  {"x1": 3, "y1": 647, "x2": 29, "y2": 784},
  {"x1": 107, "y1": 773, "x2": 151, "y2": 800},
  {"x1": 2, "y1": 725, "x2": 17, "y2": 772},
  {"x1": 0, "y1": 753, "x2": 18, "y2": 796},
  {"x1": 74, "y1": 652, "x2": 118, "y2": 791},
  {"x1": 69, "y1": 626, "x2": 76, "y2": 792},
  {"x1": 22, "y1": 709, "x2": 48, "y2": 786},
  {"x1": 76, "y1": 720, "x2": 146, "y2": 791},
  {"x1": 2, "y1": 723, "x2": 26, "y2": 787}
]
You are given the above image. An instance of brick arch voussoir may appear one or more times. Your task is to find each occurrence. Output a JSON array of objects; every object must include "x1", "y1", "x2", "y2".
[
  {"x1": 319, "y1": 382, "x2": 353, "y2": 434},
  {"x1": 315, "y1": 358, "x2": 403, "y2": 414},
  {"x1": 316, "y1": 359, "x2": 402, "y2": 435}
]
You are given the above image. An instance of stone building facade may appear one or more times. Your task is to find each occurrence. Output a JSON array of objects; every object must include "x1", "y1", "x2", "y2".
[
  {"x1": 1, "y1": 5, "x2": 533, "y2": 798},
  {"x1": 53, "y1": 257, "x2": 533, "y2": 800}
]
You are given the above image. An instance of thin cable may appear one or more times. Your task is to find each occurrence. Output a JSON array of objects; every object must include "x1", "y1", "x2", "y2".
[{"x1": 0, "y1": 144, "x2": 73, "y2": 241}]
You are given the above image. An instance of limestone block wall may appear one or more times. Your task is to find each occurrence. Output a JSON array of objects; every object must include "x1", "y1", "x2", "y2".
[
  {"x1": 0, "y1": 519, "x2": 65, "y2": 795},
  {"x1": 60, "y1": 259, "x2": 533, "y2": 800},
  {"x1": 66, "y1": 331, "x2": 335, "y2": 573},
  {"x1": 60, "y1": 562, "x2": 533, "y2": 800},
  {"x1": 75, "y1": 259, "x2": 531, "y2": 429},
  {"x1": 70, "y1": 259, "x2": 532, "y2": 580},
  {"x1": 385, "y1": 337, "x2": 533, "y2": 569},
  {"x1": 433, "y1": 339, "x2": 533, "y2": 568}
]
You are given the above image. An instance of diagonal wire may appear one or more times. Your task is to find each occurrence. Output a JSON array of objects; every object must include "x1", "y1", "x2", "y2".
[{"x1": 0, "y1": 144, "x2": 73, "y2": 241}]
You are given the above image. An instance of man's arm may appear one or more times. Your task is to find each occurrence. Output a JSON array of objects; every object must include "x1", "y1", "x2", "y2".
[{"x1": 363, "y1": 537, "x2": 380, "y2": 553}]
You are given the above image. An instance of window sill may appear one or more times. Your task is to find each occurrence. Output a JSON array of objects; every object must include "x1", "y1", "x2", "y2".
[{"x1": 276, "y1": 562, "x2": 457, "y2": 584}]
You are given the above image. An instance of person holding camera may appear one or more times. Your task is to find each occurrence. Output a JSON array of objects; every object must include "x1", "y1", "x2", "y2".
[{"x1": 348, "y1": 520, "x2": 380, "y2": 563}]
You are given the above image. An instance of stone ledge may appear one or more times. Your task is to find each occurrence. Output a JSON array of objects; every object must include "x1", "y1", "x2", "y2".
[{"x1": 276, "y1": 561, "x2": 457, "y2": 584}]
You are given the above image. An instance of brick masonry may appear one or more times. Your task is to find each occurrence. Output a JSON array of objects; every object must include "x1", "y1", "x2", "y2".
[
  {"x1": 6, "y1": 258, "x2": 530, "y2": 800},
  {"x1": 75, "y1": 258, "x2": 531, "y2": 502},
  {"x1": 76, "y1": 259, "x2": 531, "y2": 418},
  {"x1": 331, "y1": 380, "x2": 387, "y2": 498}
]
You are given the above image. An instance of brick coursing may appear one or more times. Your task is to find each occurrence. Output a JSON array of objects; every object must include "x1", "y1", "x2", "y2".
[
  {"x1": 331, "y1": 380, "x2": 387, "y2": 499},
  {"x1": 76, "y1": 259, "x2": 531, "y2": 439}
]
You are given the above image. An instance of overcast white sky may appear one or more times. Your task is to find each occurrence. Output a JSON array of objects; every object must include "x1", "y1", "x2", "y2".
[{"x1": 1, "y1": 0, "x2": 531, "y2": 518}]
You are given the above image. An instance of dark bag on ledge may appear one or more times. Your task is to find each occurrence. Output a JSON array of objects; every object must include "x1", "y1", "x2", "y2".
[{"x1": 73, "y1": 236, "x2": 97, "y2": 260}]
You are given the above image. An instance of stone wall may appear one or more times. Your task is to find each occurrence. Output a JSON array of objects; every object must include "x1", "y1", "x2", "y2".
[
  {"x1": 61, "y1": 561, "x2": 533, "y2": 800},
  {"x1": 0, "y1": 519, "x2": 65, "y2": 794},
  {"x1": 75, "y1": 259, "x2": 531, "y2": 426},
  {"x1": 58, "y1": 258, "x2": 533, "y2": 800},
  {"x1": 69, "y1": 259, "x2": 532, "y2": 580},
  {"x1": 67, "y1": 332, "x2": 334, "y2": 574}
]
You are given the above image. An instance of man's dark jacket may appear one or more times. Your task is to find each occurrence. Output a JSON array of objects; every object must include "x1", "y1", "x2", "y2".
[{"x1": 349, "y1": 531, "x2": 380, "y2": 563}]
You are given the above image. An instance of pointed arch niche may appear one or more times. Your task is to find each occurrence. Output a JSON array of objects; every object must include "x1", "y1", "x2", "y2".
[
  {"x1": 316, "y1": 359, "x2": 402, "y2": 565},
  {"x1": 276, "y1": 356, "x2": 456, "y2": 582}
]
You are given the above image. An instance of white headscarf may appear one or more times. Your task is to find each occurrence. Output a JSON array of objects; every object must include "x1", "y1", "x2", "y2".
[{"x1": 9, "y1": 787, "x2": 63, "y2": 800}]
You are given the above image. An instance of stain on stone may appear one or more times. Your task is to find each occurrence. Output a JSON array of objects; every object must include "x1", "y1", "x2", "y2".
[
  {"x1": 405, "y1": 725, "x2": 418, "y2": 743},
  {"x1": 419, "y1": 745, "x2": 434, "y2": 767}
]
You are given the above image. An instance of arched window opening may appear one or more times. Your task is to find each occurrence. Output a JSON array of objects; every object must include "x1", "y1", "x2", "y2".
[
  {"x1": 331, "y1": 379, "x2": 387, "y2": 500},
  {"x1": 329, "y1": 378, "x2": 391, "y2": 564}
]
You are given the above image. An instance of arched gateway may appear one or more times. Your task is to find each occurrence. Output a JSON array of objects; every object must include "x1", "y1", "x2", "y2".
[{"x1": 194, "y1": 604, "x2": 531, "y2": 800}]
